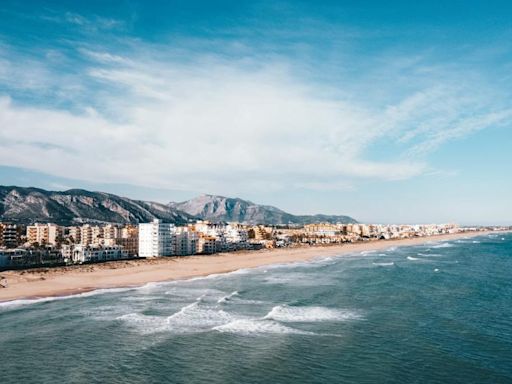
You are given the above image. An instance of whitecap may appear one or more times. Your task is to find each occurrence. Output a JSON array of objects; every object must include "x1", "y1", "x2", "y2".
[
  {"x1": 263, "y1": 304, "x2": 361, "y2": 322},
  {"x1": 417, "y1": 253, "x2": 442, "y2": 257},
  {"x1": 116, "y1": 313, "x2": 168, "y2": 334},
  {"x1": 217, "y1": 290, "x2": 239, "y2": 304},
  {"x1": 166, "y1": 302, "x2": 233, "y2": 329},
  {"x1": 213, "y1": 319, "x2": 313, "y2": 335},
  {"x1": 0, "y1": 287, "x2": 135, "y2": 309},
  {"x1": 372, "y1": 262, "x2": 395, "y2": 267},
  {"x1": 431, "y1": 243, "x2": 454, "y2": 249},
  {"x1": 116, "y1": 301, "x2": 237, "y2": 334},
  {"x1": 263, "y1": 272, "x2": 332, "y2": 286}
]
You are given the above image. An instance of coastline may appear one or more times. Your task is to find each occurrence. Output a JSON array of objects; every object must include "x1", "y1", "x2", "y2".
[{"x1": 0, "y1": 231, "x2": 499, "y2": 303}]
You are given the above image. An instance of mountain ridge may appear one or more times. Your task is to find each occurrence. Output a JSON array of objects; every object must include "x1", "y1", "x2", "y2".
[
  {"x1": 169, "y1": 194, "x2": 357, "y2": 225},
  {"x1": 0, "y1": 186, "x2": 357, "y2": 225}
]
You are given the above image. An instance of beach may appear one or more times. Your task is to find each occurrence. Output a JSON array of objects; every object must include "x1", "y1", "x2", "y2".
[{"x1": 0, "y1": 231, "x2": 495, "y2": 302}]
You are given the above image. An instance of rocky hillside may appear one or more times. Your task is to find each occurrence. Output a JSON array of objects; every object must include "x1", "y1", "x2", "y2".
[
  {"x1": 0, "y1": 187, "x2": 357, "y2": 226},
  {"x1": 0, "y1": 186, "x2": 194, "y2": 225},
  {"x1": 169, "y1": 194, "x2": 357, "y2": 225}
]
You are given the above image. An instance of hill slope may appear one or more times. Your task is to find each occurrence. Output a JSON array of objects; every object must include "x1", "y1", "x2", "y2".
[
  {"x1": 169, "y1": 194, "x2": 357, "y2": 225},
  {"x1": 0, "y1": 187, "x2": 357, "y2": 225},
  {"x1": 0, "y1": 186, "x2": 194, "y2": 225}
]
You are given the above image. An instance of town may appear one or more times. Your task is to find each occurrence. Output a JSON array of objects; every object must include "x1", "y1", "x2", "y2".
[{"x1": 0, "y1": 220, "x2": 507, "y2": 270}]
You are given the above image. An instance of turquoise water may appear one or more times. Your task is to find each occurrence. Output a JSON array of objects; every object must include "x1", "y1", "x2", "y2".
[{"x1": 1, "y1": 233, "x2": 512, "y2": 384}]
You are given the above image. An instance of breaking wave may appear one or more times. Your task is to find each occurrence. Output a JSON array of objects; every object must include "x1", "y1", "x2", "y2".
[
  {"x1": 217, "y1": 291, "x2": 239, "y2": 304},
  {"x1": 431, "y1": 243, "x2": 454, "y2": 249},
  {"x1": 263, "y1": 305, "x2": 361, "y2": 322},
  {"x1": 0, "y1": 287, "x2": 134, "y2": 309},
  {"x1": 213, "y1": 319, "x2": 313, "y2": 335},
  {"x1": 372, "y1": 262, "x2": 395, "y2": 267}
]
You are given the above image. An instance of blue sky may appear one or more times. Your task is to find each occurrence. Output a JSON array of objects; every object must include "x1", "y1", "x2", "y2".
[{"x1": 0, "y1": 1, "x2": 511, "y2": 225}]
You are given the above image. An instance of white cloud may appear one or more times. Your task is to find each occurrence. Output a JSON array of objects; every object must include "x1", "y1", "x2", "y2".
[{"x1": 0, "y1": 44, "x2": 507, "y2": 195}]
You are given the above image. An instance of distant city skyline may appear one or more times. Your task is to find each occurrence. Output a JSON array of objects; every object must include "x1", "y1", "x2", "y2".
[{"x1": 1, "y1": 1, "x2": 511, "y2": 225}]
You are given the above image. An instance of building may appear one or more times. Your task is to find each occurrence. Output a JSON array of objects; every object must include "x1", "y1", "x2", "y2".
[
  {"x1": 0, "y1": 223, "x2": 22, "y2": 248},
  {"x1": 197, "y1": 235, "x2": 218, "y2": 254},
  {"x1": 116, "y1": 224, "x2": 139, "y2": 257},
  {"x1": 68, "y1": 226, "x2": 82, "y2": 244},
  {"x1": 138, "y1": 219, "x2": 176, "y2": 257},
  {"x1": 102, "y1": 224, "x2": 120, "y2": 246},
  {"x1": 0, "y1": 248, "x2": 64, "y2": 269},
  {"x1": 79, "y1": 224, "x2": 103, "y2": 246},
  {"x1": 173, "y1": 229, "x2": 198, "y2": 256},
  {"x1": 26, "y1": 223, "x2": 62, "y2": 246},
  {"x1": 69, "y1": 245, "x2": 128, "y2": 264}
]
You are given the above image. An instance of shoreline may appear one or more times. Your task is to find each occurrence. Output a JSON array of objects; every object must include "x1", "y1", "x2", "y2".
[{"x1": 0, "y1": 231, "x2": 502, "y2": 303}]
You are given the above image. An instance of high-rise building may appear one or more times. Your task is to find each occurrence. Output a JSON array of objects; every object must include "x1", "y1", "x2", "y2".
[
  {"x1": 173, "y1": 229, "x2": 198, "y2": 256},
  {"x1": 79, "y1": 225, "x2": 103, "y2": 246},
  {"x1": 26, "y1": 223, "x2": 62, "y2": 246},
  {"x1": 117, "y1": 224, "x2": 139, "y2": 257},
  {"x1": 0, "y1": 223, "x2": 22, "y2": 248},
  {"x1": 138, "y1": 219, "x2": 175, "y2": 257}
]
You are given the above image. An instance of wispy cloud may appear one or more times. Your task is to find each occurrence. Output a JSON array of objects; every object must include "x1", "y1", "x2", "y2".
[{"x1": 0, "y1": 29, "x2": 509, "y2": 195}]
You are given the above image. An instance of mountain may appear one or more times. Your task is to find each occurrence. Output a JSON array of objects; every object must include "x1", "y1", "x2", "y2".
[
  {"x1": 169, "y1": 194, "x2": 357, "y2": 225},
  {"x1": 0, "y1": 186, "x2": 194, "y2": 225},
  {"x1": 0, "y1": 186, "x2": 357, "y2": 226}
]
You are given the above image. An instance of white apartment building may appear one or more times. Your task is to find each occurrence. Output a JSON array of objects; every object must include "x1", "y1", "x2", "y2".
[
  {"x1": 138, "y1": 219, "x2": 176, "y2": 257},
  {"x1": 68, "y1": 245, "x2": 128, "y2": 263}
]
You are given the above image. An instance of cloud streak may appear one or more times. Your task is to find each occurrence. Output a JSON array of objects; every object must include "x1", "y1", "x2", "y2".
[{"x1": 0, "y1": 35, "x2": 509, "y2": 196}]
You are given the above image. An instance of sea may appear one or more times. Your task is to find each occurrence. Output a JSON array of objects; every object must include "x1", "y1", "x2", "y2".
[{"x1": 1, "y1": 233, "x2": 511, "y2": 384}]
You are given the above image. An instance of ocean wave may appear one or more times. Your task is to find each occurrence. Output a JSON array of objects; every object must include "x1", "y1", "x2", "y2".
[
  {"x1": 217, "y1": 291, "x2": 239, "y2": 304},
  {"x1": 263, "y1": 272, "x2": 333, "y2": 286},
  {"x1": 372, "y1": 262, "x2": 395, "y2": 267},
  {"x1": 116, "y1": 313, "x2": 169, "y2": 334},
  {"x1": 0, "y1": 287, "x2": 135, "y2": 309},
  {"x1": 417, "y1": 253, "x2": 442, "y2": 257},
  {"x1": 360, "y1": 250, "x2": 377, "y2": 255},
  {"x1": 213, "y1": 319, "x2": 313, "y2": 335},
  {"x1": 263, "y1": 304, "x2": 361, "y2": 322},
  {"x1": 431, "y1": 243, "x2": 454, "y2": 249},
  {"x1": 164, "y1": 287, "x2": 225, "y2": 299},
  {"x1": 117, "y1": 301, "x2": 236, "y2": 334}
]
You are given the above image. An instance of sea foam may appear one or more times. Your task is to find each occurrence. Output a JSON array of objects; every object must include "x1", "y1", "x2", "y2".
[
  {"x1": 372, "y1": 262, "x2": 395, "y2": 267},
  {"x1": 431, "y1": 243, "x2": 454, "y2": 249},
  {"x1": 0, "y1": 287, "x2": 134, "y2": 309},
  {"x1": 213, "y1": 319, "x2": 313, "y2": 335},
  {"x1": 217, "y1": 290, "x2": 239, "y2": 304},
  {"x1": 263, "y1": 305, "x2": 361, "y2": 322}
]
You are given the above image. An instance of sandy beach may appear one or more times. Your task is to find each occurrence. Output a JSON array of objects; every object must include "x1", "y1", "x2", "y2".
[{"x1": 0, "y1": 231, "x2": 496, "y2": 303}]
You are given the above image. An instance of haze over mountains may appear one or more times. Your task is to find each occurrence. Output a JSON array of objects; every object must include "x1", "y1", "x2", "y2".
[{"x1": 0, "y1": 186, "x2": 356, "y2": 225}]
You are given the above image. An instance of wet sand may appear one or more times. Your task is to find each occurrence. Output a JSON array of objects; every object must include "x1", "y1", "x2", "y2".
[{"x1": 0, "y1": 231, "x2": 496, "y2": 303}]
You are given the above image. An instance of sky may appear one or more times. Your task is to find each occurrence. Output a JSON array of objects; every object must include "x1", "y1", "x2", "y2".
[{"x1": 0, "y1": 0, "x2": 511, "y2": 225}]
